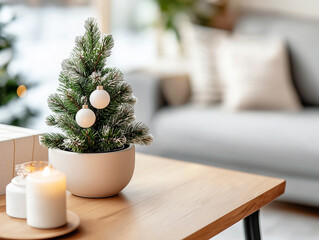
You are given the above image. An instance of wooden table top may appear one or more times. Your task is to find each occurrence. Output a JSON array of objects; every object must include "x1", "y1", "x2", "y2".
[{"x1": 0, "y1": 153, "x2": 285, "y2": 240}]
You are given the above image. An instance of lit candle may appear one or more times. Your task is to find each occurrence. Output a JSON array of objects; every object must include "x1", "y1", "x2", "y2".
[{"x1": 26, "y1": 166, "x2": 67, "y2": 229}]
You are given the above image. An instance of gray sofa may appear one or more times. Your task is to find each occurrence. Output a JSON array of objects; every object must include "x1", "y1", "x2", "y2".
[{"x1": 128, "y1": 12, "x2": 319, "y2": 207}]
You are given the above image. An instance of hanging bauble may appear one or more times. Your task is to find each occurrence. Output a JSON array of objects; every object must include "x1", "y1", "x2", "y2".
[
  {"x1": 75, "y1": 105, "x2": 96, "y2": 128},
  {"x1": 89, "y1": 86, "x2": 110, "y2": 109}
]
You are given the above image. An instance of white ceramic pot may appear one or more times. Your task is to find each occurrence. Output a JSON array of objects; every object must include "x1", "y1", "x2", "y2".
[{"x1": 49, "y1": 145, "x2": 135, "y2": 198}]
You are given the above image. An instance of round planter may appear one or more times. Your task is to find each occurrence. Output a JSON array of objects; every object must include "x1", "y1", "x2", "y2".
[{"x1": 49, "y1": 145, "x2": 135, "y2": 198}]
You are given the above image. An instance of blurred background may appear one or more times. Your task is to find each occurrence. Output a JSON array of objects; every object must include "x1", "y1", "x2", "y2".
[
  {"x1": 1, "y1": 1, "x2": 319, "y2": 239},
  {"x1": 1, "y1": 0, "x2": 318, "y2": 129}
]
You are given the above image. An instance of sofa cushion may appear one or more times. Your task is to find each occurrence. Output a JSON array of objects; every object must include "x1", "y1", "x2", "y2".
[
  {"x1": 217, "y1": 35, "x2": 301, "y2": 110},
  {"x1": 151, "y1": 105, "x2": 319, "y2": 178},
  {"x1": 180, "y1": 21, "x2": 229, "y2": 105},
  {"x1": 235, "y1": 12, "x2": 319, "y2": 106}
]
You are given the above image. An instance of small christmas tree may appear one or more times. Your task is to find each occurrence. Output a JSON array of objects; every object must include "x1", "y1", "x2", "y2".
[{"x1": 41, "y1": 18, "x2": 153, "y2": 153}]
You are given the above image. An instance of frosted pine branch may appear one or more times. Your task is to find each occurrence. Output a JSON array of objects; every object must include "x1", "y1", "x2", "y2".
[{"x1": 41, "y1": 18, "x2": 152, "y2": 153}]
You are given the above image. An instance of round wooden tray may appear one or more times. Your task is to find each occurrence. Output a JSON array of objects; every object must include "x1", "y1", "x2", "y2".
[{"x1": 0, "y1": 210, "x2": 80, "y2": 239}]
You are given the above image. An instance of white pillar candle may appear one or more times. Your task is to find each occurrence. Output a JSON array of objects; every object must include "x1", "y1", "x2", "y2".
[{"x1": 26, "y1": 167, "x2": 67, "y2": 229}]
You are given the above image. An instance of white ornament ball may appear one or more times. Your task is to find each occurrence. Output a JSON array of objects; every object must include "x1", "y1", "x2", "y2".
[
  {"x1": 89, "y1": 86, "x2": 110, "y2": 109},
  {"x1": 76, "y1": 106, "x2": 96, "y2": 128}
]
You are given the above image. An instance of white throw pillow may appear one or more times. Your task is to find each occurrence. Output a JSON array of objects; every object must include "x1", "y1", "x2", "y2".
[
  {"x1": 217, "y1": 35, "x2": 301, "y2": 110},
  {"x1": 181, "y1": 21, "x2": 229, "y2": 105}
]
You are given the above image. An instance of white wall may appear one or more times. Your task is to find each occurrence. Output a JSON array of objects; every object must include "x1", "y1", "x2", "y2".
[{"x1": 231, "y1": 0, "x2": 319, "y2": 19}]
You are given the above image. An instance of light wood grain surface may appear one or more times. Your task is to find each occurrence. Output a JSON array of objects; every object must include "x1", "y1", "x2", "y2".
[{"x1": 0, "y1": 153, "x2": 285, "y2": 240}]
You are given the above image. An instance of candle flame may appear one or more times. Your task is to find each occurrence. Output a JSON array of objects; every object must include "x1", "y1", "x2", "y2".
[{"x1": 42, "y1": 166, "x2": 51, "y2": 177}]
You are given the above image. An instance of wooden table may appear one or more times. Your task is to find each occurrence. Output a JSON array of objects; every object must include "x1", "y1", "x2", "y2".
[{"x1": 0, "y1": 153, "x2": 285, "y2": 240}]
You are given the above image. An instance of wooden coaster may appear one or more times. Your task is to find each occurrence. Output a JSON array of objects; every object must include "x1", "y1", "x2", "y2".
[{"x1": 0, "y1": 210, "x2": 80, "y2": 239}]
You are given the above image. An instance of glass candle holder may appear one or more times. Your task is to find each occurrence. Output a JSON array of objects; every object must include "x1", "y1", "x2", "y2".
[
  {"x1": 6, "y1": 161, "x2": 50, "y2": 219},
  {"x1": 16, "y1": 161, "x2": 50, "y2": 178}
]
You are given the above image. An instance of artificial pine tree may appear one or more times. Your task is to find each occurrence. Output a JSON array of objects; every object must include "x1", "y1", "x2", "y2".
[{"x1": 41, "y1": 18, "x2": 153, "y2": 153}]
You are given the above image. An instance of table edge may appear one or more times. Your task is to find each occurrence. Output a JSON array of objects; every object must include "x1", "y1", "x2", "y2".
[{"x1": 184, "y1": 179, "x2": 286, "y2": 240}]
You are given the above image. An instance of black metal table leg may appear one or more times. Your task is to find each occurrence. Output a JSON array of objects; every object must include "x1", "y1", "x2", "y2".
[{"x1": 243, "y1": 210, "x2": 261, "y2": 240}]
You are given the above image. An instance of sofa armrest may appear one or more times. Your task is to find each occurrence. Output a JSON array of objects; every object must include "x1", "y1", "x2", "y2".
[{"x1": 126, "y1": 73, "x2": 163, "y2": 126}]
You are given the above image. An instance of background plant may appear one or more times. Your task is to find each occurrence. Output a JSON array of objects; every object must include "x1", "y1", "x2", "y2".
[
  {"x1": 0, "y1": 2, "x2": 36, "y2": 126},
  {"x1": 153, "y1": 0, "x2": 231, "y2": 41}
]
